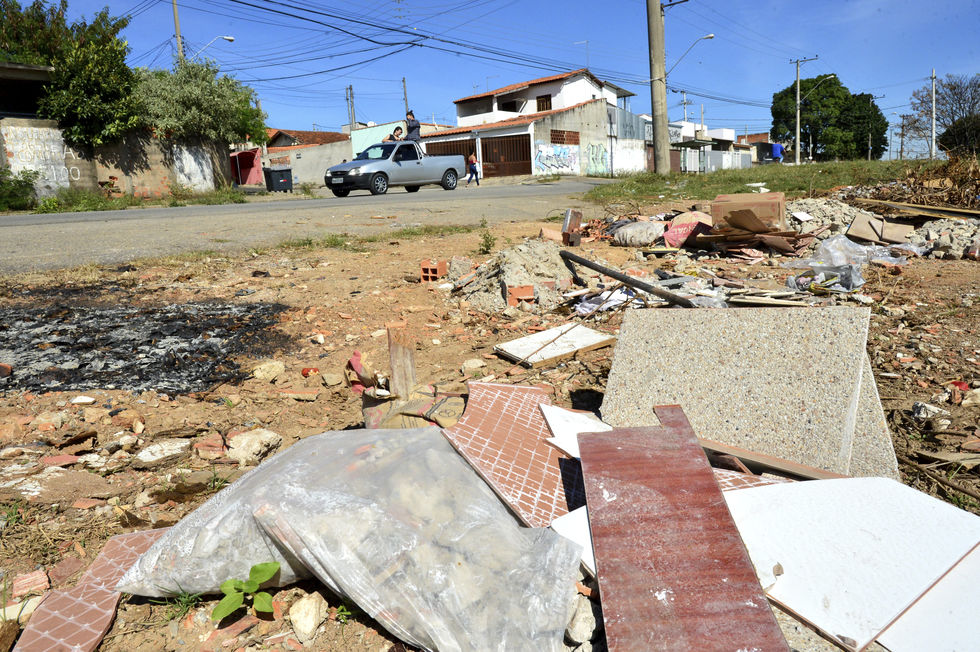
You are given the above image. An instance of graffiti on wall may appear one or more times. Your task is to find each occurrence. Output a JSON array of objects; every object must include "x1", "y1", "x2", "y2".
[
  {"x1": 0, "y1": 125, "x2": 81, "y2": 195},
  {"x1": 533, "y1": 142, "x2": 579, "y2": 175},
  {"x1": 585, "y1": 142, "x2": 609, "y2": 176}
]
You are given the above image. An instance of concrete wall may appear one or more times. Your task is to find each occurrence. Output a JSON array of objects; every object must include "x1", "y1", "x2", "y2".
[
  {"x1": 265, "y1": 140, "x2": 352, "y2": 186},
  {"x1": 533, "y1": 100, "x2": 609, "y2": 176},
  {"x1": 0, "y1": 117, "x2": 96, "y2": 196},
  {"x1": 611, "y1": 139, "x2": 647, "y2": 174},
  {"x1": 0, "y1": 117, "x2": 231, "y2": 198}
]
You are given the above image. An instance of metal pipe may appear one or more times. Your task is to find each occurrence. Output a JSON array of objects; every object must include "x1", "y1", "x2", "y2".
[{"x1": 559, "y1": 250, "x2": 696, "y2": 308}]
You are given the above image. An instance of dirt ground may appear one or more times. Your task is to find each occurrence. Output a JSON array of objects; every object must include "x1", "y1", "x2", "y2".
[{"x1": 0, "y1": 214, "x2": 977, "y2": 651}]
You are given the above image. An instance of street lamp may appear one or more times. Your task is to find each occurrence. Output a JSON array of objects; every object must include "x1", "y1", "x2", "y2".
[
  {"x1": 191, "y1": 35, "x2": 234, "y2": 59},
  {"x1": 646, "y1": 33, "x2": 715, "y2": 83},
  {"x1": 795, "y1": 73, "x2": 835, "y2": 162}
]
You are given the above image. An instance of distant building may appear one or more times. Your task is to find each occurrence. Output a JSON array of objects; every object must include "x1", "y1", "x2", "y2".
[
  {"x1": 265, "y1": 128, "x2": 349, "y2": 148},
  {"x1": 0, "y1": 62, "x2": 53, "y2": 118},
  {"x1": 424, "y1": 69, "x2": 648, "y2": 178}
]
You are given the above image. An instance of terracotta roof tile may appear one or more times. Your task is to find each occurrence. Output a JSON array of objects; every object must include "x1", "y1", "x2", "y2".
[
  {"x1": 422, "y1": 99, "x2": 603, "y2": 138},
  {"x1": 267, "y1": 129, "x2": 349, "y2": 146},
  {"x1": 454, "y1": 69, "x2": 597, "y2": 104}
]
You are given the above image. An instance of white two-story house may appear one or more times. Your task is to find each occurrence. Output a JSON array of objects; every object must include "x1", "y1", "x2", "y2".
[{"x1": 423, "y1": 69, "x2": 650, "y2": 178}]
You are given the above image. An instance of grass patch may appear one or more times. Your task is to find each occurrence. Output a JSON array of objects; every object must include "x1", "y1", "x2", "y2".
[
  {"x1": 31, "y1": 185, "x2": 246, "y2": 214},
  {"x1": 277, "y1": 224, "x2": 477, "y2": 253},
  {"x1": 536, "y1": 173, "x2": 561, "y2": 183},
  {"x1": 360, "y1": 224, "x2": 476, "y2": 242},
  {"x1": 585, "y1": 159, "x2": 940, "y2": 204}
]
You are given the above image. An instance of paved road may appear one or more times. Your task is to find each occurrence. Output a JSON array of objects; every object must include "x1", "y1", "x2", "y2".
[{"x1": 0, "y1": 178, "x2": 607, "y2": 274}]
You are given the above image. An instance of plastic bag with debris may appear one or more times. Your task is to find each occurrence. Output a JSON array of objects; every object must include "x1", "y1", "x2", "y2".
[
  {"x1": 787, "y1": 266, "x2": 865, "y2": 293},
  {"x1": 117, "y1": 427, "x2": 580, "y2": 652},
  {"x1": 789, "y1": 234, "x2": 908, "y2": 268},
  {"x1": 612, "y1": 221, "x2": 666, "y2": 247}
]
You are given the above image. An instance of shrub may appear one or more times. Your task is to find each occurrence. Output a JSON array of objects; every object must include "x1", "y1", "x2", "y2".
[{"x1": 0, "y1": 168, "x2": 39, "y2": 211}]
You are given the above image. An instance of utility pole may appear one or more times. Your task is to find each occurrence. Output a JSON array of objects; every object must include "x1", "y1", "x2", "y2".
[
  {"x1": 681, "y1": 90, "x2": 691, "y2": 121},
  {"x1": 171, "y1": 0, "x2": 184, "y2": 62},
  {"x1": 349, "y1": 85, "x2": 356, "y2": 128},
  {"x1": 930, "y1": 68, "x2": 937, "y2": 159},
  {"x1": 790, "y1": 55, "x2": 818, "y2": 165},
  {"x1": 899, "y1": 116, "x2": 906, "y2": 161},
  {"x1": 867, "y1": 94, "x2": 885, "y2": 161},
  {"x1": 402, "y1": 77, "x2": 409, "y2": 113},
  {"x1": 648, "y1": 0, "x2": 669, "y2": 174}
]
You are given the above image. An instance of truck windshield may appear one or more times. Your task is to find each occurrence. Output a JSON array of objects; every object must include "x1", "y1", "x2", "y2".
[{"x1": 354, "y1": 143, "x2": 397, "y2": 161}]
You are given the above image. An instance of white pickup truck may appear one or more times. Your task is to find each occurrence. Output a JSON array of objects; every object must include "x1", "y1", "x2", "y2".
[{"x1": 324, "y1": 141, "x2": 466, "y2": 197}]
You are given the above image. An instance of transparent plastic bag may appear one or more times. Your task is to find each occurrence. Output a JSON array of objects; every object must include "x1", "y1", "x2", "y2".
[
  {"x1": 786, "y1": 234, "x2": 908, "y2": 269},
  {"x1": 612, "y1": 221, "x2": 666, "y2": 247},
  {"x1": 117, "y1": 427, "x2": 580, "y2": 652}
]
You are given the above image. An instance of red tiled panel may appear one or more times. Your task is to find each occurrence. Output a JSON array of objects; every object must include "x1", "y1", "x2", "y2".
[
  {"x1": 441, "y1": 382, "x2": 585, "y2": 528},
  {"x1": 14, "y1": 529, "x2": 167, "y2": 652},
  {"x1": 712, "y1": 468, "x2": 792, "y2": 492},
  {"x1": 578, "y1": 406, "x2": 788, "y2": 652}
]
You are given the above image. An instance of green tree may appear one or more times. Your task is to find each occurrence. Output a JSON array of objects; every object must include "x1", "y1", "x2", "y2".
[
  {"x1": 938, "y1": 114, "x2": 980, "y2": 156},
  {"x1": 909, "y1": 73, "x2": 980, "y2": 137},
  {"x1": 3, "y1": 1, "x2": 140, "y2": 148},
  {"x1": 38, "y1": 9, "x2": 141, "y2": 147},
  {"x1": 771, "y1": 76, "x2": 887, "y2": 160},
  {"x1": 135, "y1": 60, "x2": 267, "y2": 145},
  {"x1": 0, "y1": 0, "x2": 71, "y2": 65}
]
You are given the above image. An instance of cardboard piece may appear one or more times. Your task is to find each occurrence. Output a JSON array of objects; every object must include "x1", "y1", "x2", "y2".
[
  {"x1": 663, "y1": 211, "x2": 713, "y2": 248},
  {"x1": 712, "y1": 192, "x2": 787, "y2": 231}
]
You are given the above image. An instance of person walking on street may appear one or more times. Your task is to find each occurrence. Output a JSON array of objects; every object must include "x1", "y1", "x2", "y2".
[
  {"x1": 404, "y1": 110, "x2": 421, "y2": 141},
  {"x1": 466, "y1": 152, "x2": 480, "y2": 186}
]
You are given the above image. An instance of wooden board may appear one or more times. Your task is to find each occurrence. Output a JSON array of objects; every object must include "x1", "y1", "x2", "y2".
[
  {"x1": 578, "y1": 407, "x2": 788, "y2": 652},
  {"x1": 698, "y1": 438, "x2": 848, "y2": 481},
  {"x1": 494, "y1": 324, "x2": 615, "y2": 368}
]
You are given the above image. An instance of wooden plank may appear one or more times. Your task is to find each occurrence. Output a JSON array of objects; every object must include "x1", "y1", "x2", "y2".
[
  {"x1": 386, "y1": 323, "x2": 416, "y2": 399},
  {"x1": 578, "y1": 407, "x2": 788, "y2": 652},
  {"x1": 698, "y1": 438, "x2": 848, "y2": 480},
  {"x1": 851, "y1": 198, "x2": 976, "y2": 220},
  {"x1": 494, "y1": 324, "x2": 616, "y2": 368}
]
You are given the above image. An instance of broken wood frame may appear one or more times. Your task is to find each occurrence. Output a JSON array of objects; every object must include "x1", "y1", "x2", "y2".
[{"x1": 699, "y1": 438, "x2": 849, "y2": 481}]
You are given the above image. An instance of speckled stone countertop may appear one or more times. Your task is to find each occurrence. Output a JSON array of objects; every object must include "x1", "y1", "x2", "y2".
[{"x1": 601, "y1": 307, "x2": 871, "y2": 475}]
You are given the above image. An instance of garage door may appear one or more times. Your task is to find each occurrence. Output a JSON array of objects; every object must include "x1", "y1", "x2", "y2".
[
  {"x1": 481, "y1": 134, "x2": 531, "y2": 177},
  {"x1": 425, "y1": 138, "x2": 476, "y2": 159}
]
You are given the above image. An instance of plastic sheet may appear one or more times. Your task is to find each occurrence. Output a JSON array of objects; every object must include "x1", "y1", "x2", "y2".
[
  {"x1": 117, "y1": 427, "x2": 580, "y2": 652},
  {"x1": 787, "y1": 234, "x2": 908, "y2": 268},
  {"x1": 612, "y1": 221, "x2": 666, "y2": 247}
]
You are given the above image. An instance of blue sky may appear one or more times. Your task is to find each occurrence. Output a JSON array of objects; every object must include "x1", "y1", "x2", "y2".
[{"x1": 66, "y1": 0, "x2": 978, "y2": 155}]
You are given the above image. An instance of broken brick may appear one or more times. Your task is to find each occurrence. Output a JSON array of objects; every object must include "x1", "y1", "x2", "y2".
[
  {"x1": 41, "y1": 454, "x2": 80, "y2": 467},
  {"x1": 11, "y1": 570, "x2": 49, "y2": 600}
]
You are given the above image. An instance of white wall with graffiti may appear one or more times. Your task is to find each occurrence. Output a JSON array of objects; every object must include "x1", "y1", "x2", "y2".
[
  {"x1": 0, "y1": 119, "x2": 86, "y2": 197},
  {"x1": 611, "y1": 139, "x2": 646, "y2": 174},
  {"x1": 533, "y1": 142, "x2": 579, "y2": 175},
  {"x1": 584, "y1": 142, "x2": 609, "y2": 176}
]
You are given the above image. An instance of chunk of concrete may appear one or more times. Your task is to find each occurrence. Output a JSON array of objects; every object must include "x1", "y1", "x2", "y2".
[
  {"x1": 227, "y1": 428, "x2": 281, "y2": 467},
  {"x1": 133, "y1": 439, "x2": 191, "y2": 469},
  {"x1": 289, "y1": 591, "x2": 329, "y2": 645}
]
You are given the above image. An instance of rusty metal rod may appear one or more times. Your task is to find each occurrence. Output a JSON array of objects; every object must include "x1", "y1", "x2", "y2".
[{"x1": 559, "y1": 250, "x2": 696, "y2": 308}]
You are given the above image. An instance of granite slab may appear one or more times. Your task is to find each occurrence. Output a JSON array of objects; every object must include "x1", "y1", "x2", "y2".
[
  {"x1": 441, "y1": 382, "x2": 585, "y2": 528},
  {"x1": 600, "y1": 307, "x2": 870, "y2": 475},
  {"x1": 578, "y1": 407, "x2": 788, "y2": 651},
  {"x1": 848, "y1": 354, "x2": 900, "y2": 479}
]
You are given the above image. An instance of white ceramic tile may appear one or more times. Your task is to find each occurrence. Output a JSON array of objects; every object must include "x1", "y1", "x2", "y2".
[
  {"x1": 494, "y1": 324, "x2": 615, "y2": 367},
  {"x1": 876, "y1": 543, "x2": 980, "y2": 652},
  {"x1": 723, "y1": 478, "x2": 980, "y2": 651},
  {"x1": 550, "y1": 506, "x2": 594, "y2": 576},
  {"x1": 540, "y1": 404, "x2": 611, "y2": 459}
]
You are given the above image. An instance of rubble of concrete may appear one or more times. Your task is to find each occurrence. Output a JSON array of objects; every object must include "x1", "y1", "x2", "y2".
[{"x1": 909, "y1": 218, "x2": 980, "y2": 259}]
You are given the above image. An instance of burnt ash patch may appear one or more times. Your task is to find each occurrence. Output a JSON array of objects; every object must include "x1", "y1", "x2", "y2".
[{"x1": 0, "y1": 302, "x2": 287, "y2": 394}]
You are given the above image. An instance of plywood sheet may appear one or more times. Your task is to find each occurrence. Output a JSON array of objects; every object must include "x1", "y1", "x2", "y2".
[
  {"x1": 578, "y1": 407, "x2": 788, "y2": 651},
  {"x1": 601, "y1": 307, "x2": 869, "y2": 474},
  {"x1": 441, "y1": 382, "x2": 585, "y2": 528},
  {"x1": 723, "y1": 478, "x2": 980, "y2": 651},
  {"x1": 494, "y1": 324, "x2": 615, "y2": 368}
]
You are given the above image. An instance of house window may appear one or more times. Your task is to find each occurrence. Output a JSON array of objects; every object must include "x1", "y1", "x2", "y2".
[
  {"x1": 499, "y1": 100, "x2": 519, "y2": 112},
  {"x1": 550, "y1": 129, "x2": 580, "y2": 145},
  {"x1": 536, "y1": 94, "x2": 552, "y2": 112}
]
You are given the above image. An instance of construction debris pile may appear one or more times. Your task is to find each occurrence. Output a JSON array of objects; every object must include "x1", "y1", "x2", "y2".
[
  {"x1": 909, "y1": 218, "x2": 980, "y2": 259},
  {"x1": 864, "y1": 157, "x2": 980, "y2": 209},
  {"x1": 452, "y1": 239, "x2": 576, "y2": 313}
]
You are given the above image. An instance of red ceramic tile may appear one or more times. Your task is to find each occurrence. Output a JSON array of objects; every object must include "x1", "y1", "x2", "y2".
[
  {"x1": 442, "y1": 382, "x2": 585, "y2": 528},
  {"x1": 14, "y1": 528, "x2": 167, "y2": 652},
  {"x1": 578, "y1": 406, "x2": 788, "y2": 652},
  {"x1": 712, "y1": 467, "x2": 792, "y2": 492}
]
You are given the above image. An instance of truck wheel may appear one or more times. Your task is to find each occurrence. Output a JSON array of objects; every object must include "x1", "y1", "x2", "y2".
[
  {"x1": 369, "y1": 173, "x2": 388, "y2": 195},
  {"x1": 441, "y1": 169, "x2": 458, "y2": 190},
  {"x1": 331, "y1": 188, "x2": 350, "y2": 197},
  {"x1": 405, "y1": 185, "x2": 420, "y2": 193}
]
